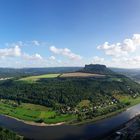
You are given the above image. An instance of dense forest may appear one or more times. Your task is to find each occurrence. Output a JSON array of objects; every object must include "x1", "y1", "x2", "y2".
[
  {"x1": 0, "y1": 73, "x2": 139, "y2": 108},
  {"x1": 0, "y1": 127, "x2": 24, "y2": 140}
]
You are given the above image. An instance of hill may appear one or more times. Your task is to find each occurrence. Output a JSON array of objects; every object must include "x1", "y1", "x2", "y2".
[
  {"x1": 0, "y1": 64, "x2": 140, "y2": 124},
  {"x1": 0, "y1": 67, "x2": 139, "y2": 108},
  {"x1": 79, "y1": 64, "x2": 115, "y2": 75},
  {"x1": 0, "y1": 67, "x2": 82, "y2": 78},
  {"x1": 111, "y1": 67, "x2": 140, "y2": 83}
]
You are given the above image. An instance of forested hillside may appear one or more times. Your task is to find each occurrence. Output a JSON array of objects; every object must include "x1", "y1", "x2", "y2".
[
  {"x1": 0, "y1": 74, "x2": 139, "y2": 108},
  {"x1": 0, "y1": 65, "x2": 140, "y2": 123},
  {"x1": 0, "y1": 65, "x2": 139, "y2": 107}
]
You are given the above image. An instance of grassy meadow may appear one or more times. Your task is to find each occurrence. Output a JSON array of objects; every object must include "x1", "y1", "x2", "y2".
[
  {"x1": 0, "y1": 99, "x2": 76, "y2": 124},
  {"x1": 19, "y1": 73, "x2": 60, "y2": 83}
]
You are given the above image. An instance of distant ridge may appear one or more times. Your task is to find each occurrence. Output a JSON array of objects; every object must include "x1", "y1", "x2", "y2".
[{"x1": 79, "y1": 64, "x2": 115, "y2": 75}]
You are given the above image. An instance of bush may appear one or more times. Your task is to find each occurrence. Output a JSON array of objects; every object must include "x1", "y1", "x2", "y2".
[{"x1": 35, "y1": 118, "x2": 44, "y2": 123}]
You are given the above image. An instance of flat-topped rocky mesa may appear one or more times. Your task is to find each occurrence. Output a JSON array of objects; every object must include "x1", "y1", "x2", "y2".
[{"x1": 79, "y1": 64, "x2": 115, "y2": 75}]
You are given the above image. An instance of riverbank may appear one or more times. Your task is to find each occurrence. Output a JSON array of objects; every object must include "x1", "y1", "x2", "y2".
[
  {"x1": 2, "y1": 114, "x2": 65, "y2": 126},
  {"x1": 1, "y1": 96, "x2": 140, "y2": 127},
  {"x1": 1, "y1": 103, "x2": 140, "y2": 140},
  {"x1": 0, "y1": 99, "x2": 76, "y2": 126},
  {"x1": 73, "y1": 108, "x2": 126, "y2": 125},
  {"x1": 72, "y1": 96, "x2": 140, "y2": 125},
  {"x1": 0, "y1": 108, "x2": 125, "y2": 127},
  {"x1": 0, "y1": 103, "x2": 126, "y2": 127},
  {"x1": 0, "y1": 105, "x2": 133, "y2": 127}
]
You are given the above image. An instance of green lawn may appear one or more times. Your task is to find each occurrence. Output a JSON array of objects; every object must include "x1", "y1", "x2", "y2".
[
  {"x1": 19, "y1": 74, "x2": 60, "y2": 83},
  {"x1": 0, "y1": 100, "x2": 76, "y2": 124}
]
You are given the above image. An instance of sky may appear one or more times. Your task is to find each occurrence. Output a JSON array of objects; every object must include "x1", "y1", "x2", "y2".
[{"x1": 0, "y1": 0, "x2": 140, "y2": 68}]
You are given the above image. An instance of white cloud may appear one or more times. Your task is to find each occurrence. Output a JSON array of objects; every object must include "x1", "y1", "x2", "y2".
[
  {"x1": 92, "y1": 56, "x2": 104, "y2": 64},
  {"x1": 32, "y1": 40, "x2": 40, "y2": 46},
  {"x1": 49, "y1": 56, "x2": 55, "y2": 60},
  {"x1": 57, "y1": 59, "x2": 62, "y2": 63},
  {"x1": 119, "y1": 56, "x2": 140, "y2": 65},
  {"x1": 102, "y1": 56, "x2": 140, "y2": 68},
  {"x1": 0, "y1": 43, "x2": 45, "y2": 63},
  {"x1": 35, "y1": 53, "x2": 42, "y2": 60},
  {"x1": 97, "y1": 34, "x2": 140, "y2": 57},
  {"x1": 0, "y1": 45, "x2": 21, "y2": 58},
  {"x1": 49, "y1": 46, "x2": 82, "y2": 60},
  {"x1": 23, "y1": 53, "x2": 43, "y2": 61},
  {"x1": 5, "y1": 40, "x2": 45, "y2": 48}
]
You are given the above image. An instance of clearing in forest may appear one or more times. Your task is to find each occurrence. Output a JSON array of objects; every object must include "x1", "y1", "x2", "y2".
[{"x1": 19, "y1": 73, "x2": 60, "y2": 82}]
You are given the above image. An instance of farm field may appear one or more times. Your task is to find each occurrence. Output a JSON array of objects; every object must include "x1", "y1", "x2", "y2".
[
  {"x1": 0, "y1": 99, "x2": 76, "y2": 124},
  {"x1": 19, "y1": 73, "x2": 60, "y2": 82},
  {"x1": 60, "y1": 72, "x2": 105, "y2": 78}
]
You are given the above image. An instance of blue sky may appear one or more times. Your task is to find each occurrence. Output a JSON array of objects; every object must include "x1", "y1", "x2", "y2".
[{"x1": 0, "y1": 0, "x2": 140, "y2": 68}]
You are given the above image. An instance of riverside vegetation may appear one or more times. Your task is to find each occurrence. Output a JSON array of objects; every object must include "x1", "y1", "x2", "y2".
[{"x1": 0, "y1": 127, "x2": 24, "y2": 140}]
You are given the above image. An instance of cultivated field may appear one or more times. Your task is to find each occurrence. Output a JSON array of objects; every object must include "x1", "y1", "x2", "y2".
[
  {"x1": 19, "y1": 72, "x2": 105, "y2": 82},
  {"x1": 60, "y1": 72, "x2": 105, "y2": 78},
  {"x1": 19, "y1": 73, "x2": 60, "y2": 82}
]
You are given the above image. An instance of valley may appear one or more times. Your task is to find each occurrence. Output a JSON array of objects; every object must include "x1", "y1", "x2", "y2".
[
  {"x1": 1, "y1": 0, "x2": 139, "y2": 139},
  {"x1": 0, "y1": 64, "x2": 140, "y2": 139},
  {"x1": 0, "y1": 65, "x2": 140, "y2": 125}
]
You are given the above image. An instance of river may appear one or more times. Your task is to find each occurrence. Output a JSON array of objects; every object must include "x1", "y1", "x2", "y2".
[{"x1": 0, "y1": 104, "x2": 140, "y2": 140}]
